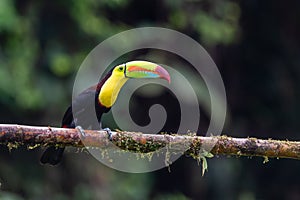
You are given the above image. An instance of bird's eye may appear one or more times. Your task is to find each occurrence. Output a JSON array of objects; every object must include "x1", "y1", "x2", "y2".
[{"x1": 119, "y1": 66, "x2": 124, "y2": 71}]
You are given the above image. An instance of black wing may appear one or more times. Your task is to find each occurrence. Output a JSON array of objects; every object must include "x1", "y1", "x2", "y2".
[
  {"x1": 69, "y1": 85, "x2": 111, "y2": 130},
  {"x1": 41, "y1": 85, "x2": 111, "y2": 165}
]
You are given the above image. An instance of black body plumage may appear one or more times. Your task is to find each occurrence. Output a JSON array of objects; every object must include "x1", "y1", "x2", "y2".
[{"x1": 40, "y1": 71, "x2": 112, "y2": 165}]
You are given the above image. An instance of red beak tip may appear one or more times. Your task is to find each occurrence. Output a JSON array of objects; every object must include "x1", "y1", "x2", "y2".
[
  {"x1": 156, "y1": 65, "x2": 171, "y2": 84},
  {"x1": 166, "y1": 77, "x2": 171, "y2": 84}
]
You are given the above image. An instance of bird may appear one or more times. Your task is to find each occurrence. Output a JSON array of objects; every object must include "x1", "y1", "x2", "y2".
[{"x1": 40, "y1": 60, "x2": 171, "y2": 165}]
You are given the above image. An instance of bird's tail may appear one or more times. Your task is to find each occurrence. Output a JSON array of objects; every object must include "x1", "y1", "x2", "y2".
[{"x1": 40, "y1": 147, "x2": 65, "y2": 165}]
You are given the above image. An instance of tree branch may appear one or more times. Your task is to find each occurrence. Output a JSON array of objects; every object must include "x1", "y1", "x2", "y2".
[{"x1": 0, "y1": 124, "x2": 299, "y2": 160}]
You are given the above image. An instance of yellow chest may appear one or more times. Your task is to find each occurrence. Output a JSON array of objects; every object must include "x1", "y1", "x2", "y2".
[{"x1": 98, "y1": 75, "x2": 128, "y2": 107}]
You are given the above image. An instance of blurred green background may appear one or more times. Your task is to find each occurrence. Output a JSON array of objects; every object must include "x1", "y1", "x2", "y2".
[{"x1": 1, "y1": 0, "x2": 300, "y2": 199}]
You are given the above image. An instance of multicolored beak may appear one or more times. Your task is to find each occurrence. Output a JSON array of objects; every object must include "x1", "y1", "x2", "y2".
[{"x1": 124, "y1": 60, "x2": 171, "y2": 83}]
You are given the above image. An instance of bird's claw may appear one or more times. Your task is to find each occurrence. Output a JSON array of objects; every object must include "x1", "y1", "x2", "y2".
[
  {"x1": 103, "y1": 128, "x2": 113, "y2": 141},
  {"x1": 76, "y1": 126, "x2": 86, "y2": 138}
]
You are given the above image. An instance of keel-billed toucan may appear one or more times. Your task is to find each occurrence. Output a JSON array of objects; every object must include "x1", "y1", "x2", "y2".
[{"x1": 40, "y1": 60, "x2": 171, "y2": 165}]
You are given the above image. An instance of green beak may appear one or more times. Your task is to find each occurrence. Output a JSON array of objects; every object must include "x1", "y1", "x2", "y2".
[{"x1": 124, "y1": 60, "x2": 171, "y2": 83}]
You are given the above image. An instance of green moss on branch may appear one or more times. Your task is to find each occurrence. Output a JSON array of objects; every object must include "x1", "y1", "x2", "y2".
[{"x1": 0, "y1": 124, "x2": 300, "y2": 160}]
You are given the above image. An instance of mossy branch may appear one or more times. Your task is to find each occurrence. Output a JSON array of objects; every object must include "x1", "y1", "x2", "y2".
[{"x1": 0, "y1": 124, "x2": 300, "y2": 160}]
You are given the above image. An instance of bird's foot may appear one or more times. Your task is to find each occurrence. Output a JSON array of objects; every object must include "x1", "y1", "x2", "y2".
[
  {"x1": 102, "y1": 128, "x2": 113, "y2": 141},
  {"x1": 76, "y1": 126, "x2": 86, "y2": 138}
]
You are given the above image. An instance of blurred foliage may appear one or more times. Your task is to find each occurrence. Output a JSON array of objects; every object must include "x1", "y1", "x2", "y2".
[
  {"x1": 0, "y1": 0, "x2": 239, "y2": 112},
  {"x1": 1, "y1": 0, "x2": 300, "y2": 199},
  {"x1": 168, "y1": 0, "x2": 240, "y2": 45}
]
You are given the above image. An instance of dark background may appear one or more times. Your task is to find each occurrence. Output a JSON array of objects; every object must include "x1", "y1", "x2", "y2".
[{"x1": 1, "y1": 0, "x2": 300, "y2": 199}]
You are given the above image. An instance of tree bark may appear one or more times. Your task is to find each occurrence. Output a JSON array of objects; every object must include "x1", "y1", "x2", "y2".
[{"x1": 0, "y1": 124, "x2": 299, "y2": 160}]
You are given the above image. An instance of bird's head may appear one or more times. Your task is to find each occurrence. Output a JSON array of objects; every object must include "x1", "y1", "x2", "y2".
[
  {"x1": 111, "y1": 60, "x2": 170, "y2": 83},
  {"x1": 99, "y1": 60, "x2": 171, "y2": 108}
]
